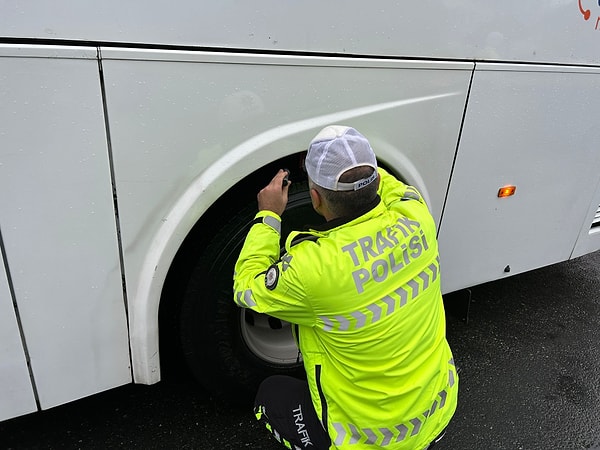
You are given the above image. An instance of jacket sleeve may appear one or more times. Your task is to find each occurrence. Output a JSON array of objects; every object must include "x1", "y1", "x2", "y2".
[
  {"x1": 233, "y1": 210, "x2": 316, "y2": 326},
  {"x1": 377, "y1": 167, "x2": 427, "y2": 208}
]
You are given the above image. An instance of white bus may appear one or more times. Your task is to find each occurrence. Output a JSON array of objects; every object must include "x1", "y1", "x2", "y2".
[{"x1": 2, "y1": 1, "x2": 600, "y2": 422}]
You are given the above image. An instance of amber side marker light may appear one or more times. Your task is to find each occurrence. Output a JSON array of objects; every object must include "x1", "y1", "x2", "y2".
[{"x1": 498, "y1": 185, "x2": 517, "y2": 198}]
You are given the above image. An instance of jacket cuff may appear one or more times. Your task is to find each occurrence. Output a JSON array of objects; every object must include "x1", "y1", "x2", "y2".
[{"x1": 251, "y1": 211, "x2": 282, "y2": 234}]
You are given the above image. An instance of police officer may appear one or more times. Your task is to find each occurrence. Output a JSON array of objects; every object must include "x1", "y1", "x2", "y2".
[{"x1": 233, "y1": 126, "x2": 458, "y2": 449}]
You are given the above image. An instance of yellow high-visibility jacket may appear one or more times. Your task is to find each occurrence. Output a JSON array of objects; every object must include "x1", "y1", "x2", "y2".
[{"x1": 234, "y1": 168, "x2": 458, "y2": 449}]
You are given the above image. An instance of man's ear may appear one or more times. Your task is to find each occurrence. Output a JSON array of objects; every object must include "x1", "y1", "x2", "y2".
[{"x1": 309, "y1": 187, "x2": 323, "y2": 215}]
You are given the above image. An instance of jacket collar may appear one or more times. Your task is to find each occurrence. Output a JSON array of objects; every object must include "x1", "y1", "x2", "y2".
[{"x1": 308, "y1": 194, "x2": 382, "y2": 232}]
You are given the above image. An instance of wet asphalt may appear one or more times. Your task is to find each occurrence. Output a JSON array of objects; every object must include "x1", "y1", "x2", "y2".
[{"x1": 1, "y1": 250, "x2": 599, "y2": 450}]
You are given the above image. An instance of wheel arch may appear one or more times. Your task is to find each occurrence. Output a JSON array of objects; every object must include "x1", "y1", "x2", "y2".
[
  {"x1": 128, "y1": 144, "x2": 305, "y2": 385},
  {"x1": 372, "y1": 137, "x2": 433, "y2": 209}
]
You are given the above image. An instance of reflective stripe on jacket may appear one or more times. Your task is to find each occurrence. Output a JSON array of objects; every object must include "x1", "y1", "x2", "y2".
[{"x1": 234, "y1": 168, "x2": 458, "y2": 449}]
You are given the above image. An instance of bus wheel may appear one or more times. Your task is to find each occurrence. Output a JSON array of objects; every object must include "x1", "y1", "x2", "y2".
[{"x1": 179, "y1": 181, "x2": 322, "y2": 401}]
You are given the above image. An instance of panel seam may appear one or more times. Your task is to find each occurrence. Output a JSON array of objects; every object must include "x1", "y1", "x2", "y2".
[
  {"x1": 437, "y1": 62, "x2": 476, "y2": 239},
  {"x1": 96, "y1": 47, "x2": 134, "y2": 376},
  {"x1": 0, "y1": 225, "x2": 41, "y2": 410}
]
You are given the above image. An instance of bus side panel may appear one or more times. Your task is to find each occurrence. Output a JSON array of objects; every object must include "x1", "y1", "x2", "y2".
[
  {"x1": 0, "y1": 2, "x2": 597, "y2": 66},
  {"x1": 0, "y1": 46, "x2": 131, "y2": 413},
  {"x1": 100, "y1": 50, "x2": 472, "y2": 383},
  {"x1": 0, "y1": 256, "x2": 37, "y2": 421},
  {"x1": 438, "y1": 64, "x2": 600, "y2": 293}
]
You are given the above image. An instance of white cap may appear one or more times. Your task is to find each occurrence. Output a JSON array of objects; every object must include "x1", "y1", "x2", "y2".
[{"x1": 305, "y1": 125, "x2": 378, "y2": 191}]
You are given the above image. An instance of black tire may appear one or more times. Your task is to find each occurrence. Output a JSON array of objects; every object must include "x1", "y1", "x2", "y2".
[{"x1": 179, "y1": 180, "x2": 323, "y2": 402}]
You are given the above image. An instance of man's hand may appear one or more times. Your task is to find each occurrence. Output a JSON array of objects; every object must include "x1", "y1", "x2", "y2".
[{"x1": 257, "y1": 169, "x2": 291, "y2": 216}]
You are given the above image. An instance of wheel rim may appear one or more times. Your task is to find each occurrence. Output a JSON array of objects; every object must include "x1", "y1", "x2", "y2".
[{"x1": 240, "y1": 310, "x2": 301, "y2": 364}]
